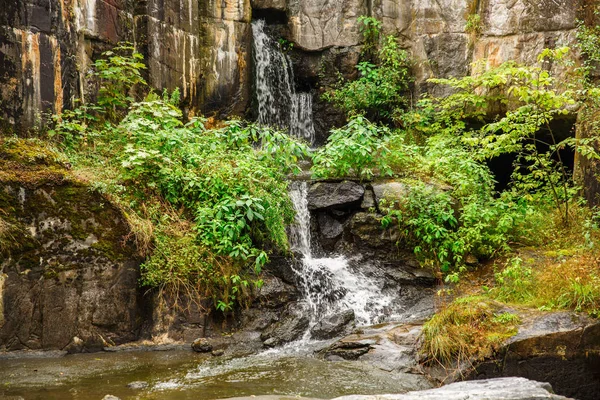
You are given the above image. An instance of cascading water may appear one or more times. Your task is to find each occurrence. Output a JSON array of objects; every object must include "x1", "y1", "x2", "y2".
[
  {"x1": 288, "y1": 182, "x2": 395, "y2": 328},
  {"x1": 252, "y1": 20, "x2": 315, "y2": 145}
]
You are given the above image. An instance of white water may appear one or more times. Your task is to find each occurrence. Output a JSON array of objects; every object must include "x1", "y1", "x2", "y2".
[
  {"x1": 288, "y1": 182, "x2": 395, "y2": 327},
  {"x1": 252, "y1": 20, "x2": 316, "y2": 145}
]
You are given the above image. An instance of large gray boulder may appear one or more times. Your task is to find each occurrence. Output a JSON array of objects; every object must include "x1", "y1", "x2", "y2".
[
  {"x1": 307, "y1": 181, "x2": 364, "y2": 210},
  {"x1": 333, "y1": 377, "x2": 571, "y2": 400}
]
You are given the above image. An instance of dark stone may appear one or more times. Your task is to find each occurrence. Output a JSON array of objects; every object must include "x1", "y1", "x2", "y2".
[
  {"x1": 255, "y1": 275, "x2": 298, "y2": 309},
  {"x1": 307, "y1": 181, "x2": 364, "y2": 210},
  {"x1": 191, "y1": 337, "x2": 213, "y2": 353},
  {"x1": 260, "y1": 302, "x2": 310, "y2": 347},
  {"x1": 0, "y1": 142, "x2": 142, "y2": 352},
  {"x1": 310, "y1": 309, "x2": 355, "y2": 340},
  {"x1": 348, "y1": 212, "x2": 399, "y2": 250},
  {"x1": 321, "y1": 339, "x2": 374, "y2": 360}
]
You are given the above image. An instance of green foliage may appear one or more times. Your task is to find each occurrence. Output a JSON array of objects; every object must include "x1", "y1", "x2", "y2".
[
  {"x1": 465, "y1": 14, "x2": 482, "y2": 35},
  {"x1": 311, "y1": 115, "x2": 394, "y2": 180},
  {"x1": 357, "y1": 15, "x2": 382, "y2": 60},
  {"x1": 429, "y1": 47, "x2": 578, "y2": 225},
  {"x1": 92, "y1": 42, "x2": 147, "y2": 120},
  {"x1": 46, "y1": 43, "x2": 310, "y2": 312},
  {"x1": 116, "y1": 96, "x2": 309, "y2": 309},
  {"x1": 324, "y1": 18, "x2": 411, "y2": 121},
  {"x1": 491, "y1": 256, "x2": 535, "y2": 303}
]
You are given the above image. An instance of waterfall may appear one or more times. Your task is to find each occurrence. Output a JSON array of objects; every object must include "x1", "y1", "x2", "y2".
[
  {"x1": 288, "y1": 182, "x2": 395, "y2": 327},
  {"x1": 252, "y1": 20, "x2": 315, "y2": 145}
]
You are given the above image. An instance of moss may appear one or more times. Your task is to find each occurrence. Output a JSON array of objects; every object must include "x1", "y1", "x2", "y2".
[{"x1": 0, "y1": 137, "x2": 70, "y2": 185}]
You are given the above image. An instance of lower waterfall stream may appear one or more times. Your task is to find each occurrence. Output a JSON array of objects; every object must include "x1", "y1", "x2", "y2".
[{"x1": 288, "y1": 182, "x2": 395, "y2": 329}]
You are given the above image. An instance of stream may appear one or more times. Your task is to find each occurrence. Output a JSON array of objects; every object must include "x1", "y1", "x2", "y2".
[{"x1": 0, "y1": 344, "x2": 424, "y2": 400}]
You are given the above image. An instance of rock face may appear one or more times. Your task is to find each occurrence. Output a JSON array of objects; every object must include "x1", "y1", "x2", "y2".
[
  {"x1": 1, "y1": 0, "x2": 586, "y2": 133},
  {"x1": 332, "y1": 377, "x2": 571, "y2": 400},
  {"x1": 464, "y1": 312, "x2": 600, "y2": 400},
  {"x1": 0, "y1": 139, "x2": 142, "y2": 351},
  {"x1": 0, "y1": 0, "x2": 252, "y2": 133}
]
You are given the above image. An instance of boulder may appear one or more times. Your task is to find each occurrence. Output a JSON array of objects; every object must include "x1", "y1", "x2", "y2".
[
  {"x1": 310, "y1": 309, "x2": 355, "y2": 340},
  {"x1": 307, "y1": 181, "x2": 364, "y2": 210},
  {"x1": 465, "y1": 312, "x2": 600, "y2": 400},
  {"x1": 260, "y1": 302, "x2": 310, "y2": 347},
  {"x1": 191, "y1": 337, "x2": 213, "y2": 353},
  {"x1": 332, "y1": 377, "x2": 571, "y2": 400},
  {"x1": 256, "y1": 275, "x2": 298, "y2": 309}
]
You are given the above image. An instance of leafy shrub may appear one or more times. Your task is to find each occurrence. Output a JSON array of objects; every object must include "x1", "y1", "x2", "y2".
[
  {"x1": 311, "y1": 115, "x2": 393, "y2": 180},
  {"x1": 115, "y1": 95, "x2": 309, "y2": 309},
  {"x1": 323, "y1": 23, "x2": 411, "y2": 121}
]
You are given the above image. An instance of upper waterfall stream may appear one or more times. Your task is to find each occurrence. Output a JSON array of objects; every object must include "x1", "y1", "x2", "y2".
[{"x1": 252, "y1": 20, "x2": 316, "y2": 145}]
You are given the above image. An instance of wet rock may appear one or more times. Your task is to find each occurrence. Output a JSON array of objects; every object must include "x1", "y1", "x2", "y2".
[
  {"x1": 191, "y1": 338, "x2": 213, "y2": 353},
  {"x1": 211, "y1": 349, "x2": 225, "y2": 356},
  {"x1": 332, "y1": 377, "x2": 571, "y2": 400},
  {"x1": 307, "y1": 181, "x2": 364, "y2": 210},
  {"x1": 348, "y1": 212, "x2": 399, "y2": 250},
  {"x1": 310, "y1": 309, "x2": 355, "y2": 340},
  {"x1": 0, "y1": 143, "x2": 141, "y2": 352},
  {"x1": 102, "y1": 396, "x2": 121, "y2": 400},
  {"x1": 256, "y1": 275, "x2": 298, "y2": 309},
  {"x1": 126, "y1": 381, "x2": 149, "y2": 390},
  {"x1": 260, "y1": 302, "x2": 310, "y2": 347},
  {"x1": 321, "y1": 339, "x2": 374, "y2": 360},
  {"x1": 266, "y1": 256, "x2": 298, "y2": 286},
  {"x1": 317, "y1": 212, "x2": 344, "y2": 240}
]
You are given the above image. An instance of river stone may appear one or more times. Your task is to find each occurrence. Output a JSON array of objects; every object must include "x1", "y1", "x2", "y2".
[
  {"x1": 307, "y1": 181, "x2": 364, "y2": 210},
  {"x1": 191, "y1": 338, "x2": 213, "y2": 353},
  {"x1": 102, "y1": 396, "x2": 121, "y2": 400},
  {"x1": 127, "y1": 381, "x2": 149, "y2": 390},
  {"x1": 332, "y1": 377, "x2": 571, "y2": 400},
  {"x1": 310, "y1": 309, "x2": 355, "y2": 340}
]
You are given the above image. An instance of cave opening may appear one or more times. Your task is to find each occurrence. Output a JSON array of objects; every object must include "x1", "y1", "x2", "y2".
[
  {"x1": 486, "y1": 116, "x2": 577, "y2": 192},
  {"x1": 252, "y1": 9, "x2": 288, "y2": 25}
]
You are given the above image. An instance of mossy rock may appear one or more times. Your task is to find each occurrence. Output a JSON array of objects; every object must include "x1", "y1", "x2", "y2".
[{"x1": 0, "y1": 138, "x2": 142, "y2": 352}]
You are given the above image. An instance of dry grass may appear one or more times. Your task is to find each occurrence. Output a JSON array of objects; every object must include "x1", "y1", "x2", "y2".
[{"x1": 421, "y1": 296, "x2": 520, "y2": 367}]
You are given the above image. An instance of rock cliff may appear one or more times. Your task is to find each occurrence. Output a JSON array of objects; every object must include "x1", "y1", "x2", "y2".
[{"x1": 0, "y1": 0, "x2": 587, "y2": 132}]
